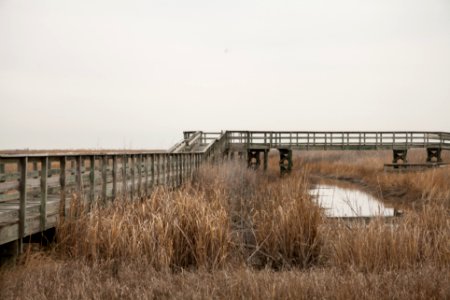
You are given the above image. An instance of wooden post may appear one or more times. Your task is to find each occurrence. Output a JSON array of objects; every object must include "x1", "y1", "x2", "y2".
[
  {"x1": 101, "y1": 156, "x2": 107, "y2": 201},
  {"x1": 137, "y1": 154, "x2": 142, "y2": 198},
  {"x1": 130, "y1": 155, "x2": 135, "y2": 199},
  {"x1": 156, "y1": 155, "x2": 161, "y2": 186},
  {"x1": 175, "y1": 155, "x2": 179, "y2": 187},
  {"x1": 59, "y1": 156, "x2": 66, "y2": 218},
  {"x1": 144, "y1": 155, "x2": 149, "y2": 197},
  {"x1": 166, "y1": 154, "x2": 171, "y2": 187},
  {"x1": 150, "y1": 154, "x2": 155, "y2": 189},
  {"x1": 19, "y1": 157, "x2": 28, "y2": 253},
  {"x1": 112, "y1": 156, "x2": 117, "y2": 200},
  {"x1": 40, "y1": 157, "x2": 48, "y2": 232},
  {"x1": 89, "y1": 156, "x2": 95, "y2": 203},
  {"x1": 188, "y1": 154, "x2": 191, "y2": 178},
  {"x1": 179, "y1": 155, "x2": 183, "y2": 185},
  {"x1": 122, "y1": 155, "x2": 127, "y2": 199},
  {"x1": 161, "y1": 155, "x2": 166, "y2": 186},
  {"x1": 263, "y1": 150, "x2": 268, "y2": 171},
  {"x1": 76, "y1": 156, "x2": 82, "y2": 196},
  {"x1": 168, "y1": 154, "x2": 171, "y2": 188}
]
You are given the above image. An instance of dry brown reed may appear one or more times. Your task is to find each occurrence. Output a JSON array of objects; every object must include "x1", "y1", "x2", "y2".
[
  {"x1": 1, "y1": 154, "x2": 449, "y2": 299},
  {"x1": 323, "y1": 205, "x2": 449, "y2": 272},
  {"x1": 57, "y1": 186, "x2": 231, "y2": 270},
  {"x1": 55, "y1": 162, "x2": 323, "y2": 270},
  {"x1": 300, "y1": 150, "x2": 450, "y2": 209}
]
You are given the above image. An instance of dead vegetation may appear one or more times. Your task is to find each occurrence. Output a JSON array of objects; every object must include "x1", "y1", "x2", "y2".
[
  {"x1": 300, "y1": 150, "x2": 450, "y2": 209},
  {"x1": 1, "y1": 154, "x2": 449, "y2": 299}
]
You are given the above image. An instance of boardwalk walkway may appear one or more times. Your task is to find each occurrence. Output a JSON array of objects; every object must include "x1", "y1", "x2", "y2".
[{"x1": 1, "y1": 130, "x2": 449, "y2": 253}]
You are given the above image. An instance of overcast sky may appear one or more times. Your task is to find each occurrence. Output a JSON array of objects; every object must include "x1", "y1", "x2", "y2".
[{"x1": 1, "y1": 0, "x2": 449, "y2": 149}]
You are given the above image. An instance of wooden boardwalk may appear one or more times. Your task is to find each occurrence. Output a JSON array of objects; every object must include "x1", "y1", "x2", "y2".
[{"x1": 1, "y1": 130, "x2": 449, "y2": 253}]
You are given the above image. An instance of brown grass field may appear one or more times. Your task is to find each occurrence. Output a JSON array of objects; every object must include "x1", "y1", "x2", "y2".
[{"x1": 0, "y1": 151, "x2": 449, "y2": 299}]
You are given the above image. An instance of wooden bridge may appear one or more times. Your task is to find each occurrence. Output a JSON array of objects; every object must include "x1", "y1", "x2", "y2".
[{"x1": 1, "y1": 130, "x2": 449, "y2": 254}]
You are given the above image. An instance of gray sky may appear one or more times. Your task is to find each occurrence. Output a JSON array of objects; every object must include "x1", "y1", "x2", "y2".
[{"x1": 1, "y1": 0, "x2": 450, "y2": 149}]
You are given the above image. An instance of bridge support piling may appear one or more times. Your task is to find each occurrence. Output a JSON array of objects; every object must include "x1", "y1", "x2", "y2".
[
  {"x1": 238, "y1": 152, "x2": 243, "y2": 160},
  {"x1": 279, "y1": 148, "x2": 293, "y2": 175},
  {"x1": 426, "y1": 148, "x2": 442, "y2": 163},
  {"x1": 247, "y1": 149, "x2": 262, "y2": 170},
  {"x1": 392, "y1": 149, "x2": 408, "y2": 164}
]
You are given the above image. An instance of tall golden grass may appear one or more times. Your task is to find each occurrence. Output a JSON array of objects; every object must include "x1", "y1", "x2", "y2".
[
  {"x1": 300, "y1": 150, "x2": 450, "y2": 209},
  {"x1": 1, "y1": 154, "x2": 449, "y2": 299}
]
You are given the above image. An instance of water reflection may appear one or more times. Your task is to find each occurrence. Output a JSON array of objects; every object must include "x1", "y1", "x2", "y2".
[{"x1": 310, "y1": 184, "x2": 394, "y2": 218}]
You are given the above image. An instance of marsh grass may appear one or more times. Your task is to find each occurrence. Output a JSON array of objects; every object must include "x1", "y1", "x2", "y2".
[
  {"x1": 301, "y1": 150, "x2": 450, "y2": 209},
  {"x1": 1, "y1": 155, "x2": 449, "y2": 299}
]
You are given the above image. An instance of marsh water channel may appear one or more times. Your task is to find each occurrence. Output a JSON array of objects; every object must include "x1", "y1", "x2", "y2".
[{"x1": 310, "y1": 183, "x2": 395, "y2": 218}]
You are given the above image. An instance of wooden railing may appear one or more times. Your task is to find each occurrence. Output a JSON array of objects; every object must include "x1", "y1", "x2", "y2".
[
  {"x1": 0, "y1": 152, "x2": 207, "y2": 251},
  {"x1": 225, "y1": 131, "x2": 450, "y2": 150}
]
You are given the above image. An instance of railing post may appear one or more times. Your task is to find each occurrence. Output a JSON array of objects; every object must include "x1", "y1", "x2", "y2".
[
  {"x1": 59, "y1": 156, "x2": 66, "y2": 218},
  {"x1": 161, "y1": 155, "x2": 166, "y2": 186},
  {"x1": 131, "y1": 155, "x2": 135, "y2": 199},
  {"x1": 19, "y1": 157, "x2": 28, "y2": 253},
  {"x1": 171, "y1": 154, "x2": 176, "y2": 188},
  {"x1": 156, "y1": 154, "x2": 160, "y2": 186},
  {"x1": 112, "y1": 156, "x2": 117, "y2": 200},
  {"x1": 137, "y1": 154, "x2": 142, "y2": 198},
  {"x1": 179, "y1": 155, "x2": 183, "y2": 186},
  {"x1": 40, "y1": 157, "x2": 48, "y2": 232},
  {"x1": 122, "y1": 155, "x2": 127, "y2": 199},
  {"x1": 76, "y1": 156, "x2": 82, "y2": 197},
  {"x1": 150, "y1": 154, "x2": 155, "y2": 190},
  {"x1": 166, "y1": 154, "x2": 171, "y2": 188},
  {"x1": 90, "y1": 156, "x2": 95, "y2": 203},
  {"x1": 145, "y1": 155, "x2": 149, "y2": 197},
  {"x1": 101, "y1": 156, "x2": 107, "y2": 201}
]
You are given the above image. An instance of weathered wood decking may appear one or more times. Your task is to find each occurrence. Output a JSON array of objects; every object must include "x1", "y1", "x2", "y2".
[{"x1": 1, "y1": 130, "x2": 449, "y2": 253}]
